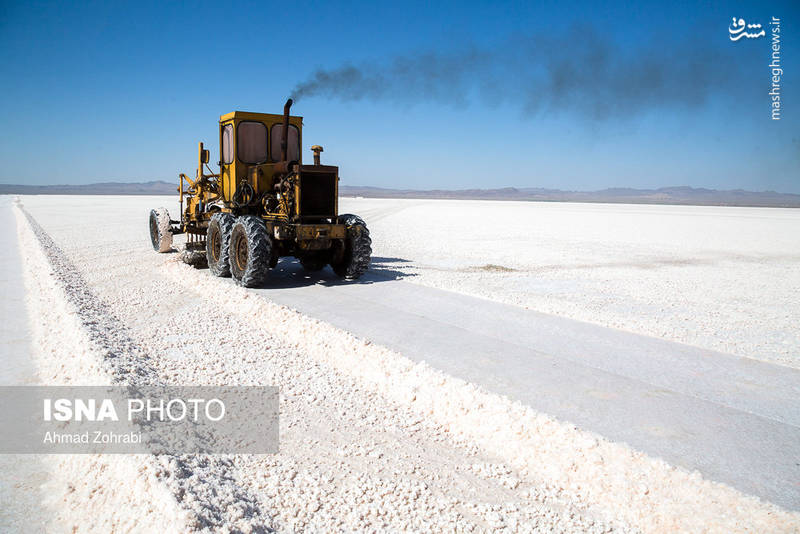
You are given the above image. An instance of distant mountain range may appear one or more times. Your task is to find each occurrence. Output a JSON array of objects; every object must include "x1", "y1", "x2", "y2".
[
  {"x1": 0, "y1": 181, "x2": 176, "y2": 195},
  {"x1": 1, "y1": 181, "x2": 798, "y2": 208},
  {"x1": 340, "y1": 186, "x2": 800, "y2": 207}
]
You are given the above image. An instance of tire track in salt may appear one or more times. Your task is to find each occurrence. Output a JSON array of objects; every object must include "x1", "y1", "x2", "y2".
[{"x1": 17, "y1": 205, "x2": 276, "y2": 533}]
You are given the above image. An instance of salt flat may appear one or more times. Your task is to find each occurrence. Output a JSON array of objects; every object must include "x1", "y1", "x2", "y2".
[
  {"x1": 225, "y1": 197, "x2": 800, "y2": 508},
  {"x1": 352, "y1": 198, "x2": 800, "y2": 367},
  {"x1": 6, "y1": 194, "x2": 800, "y2": 532}
]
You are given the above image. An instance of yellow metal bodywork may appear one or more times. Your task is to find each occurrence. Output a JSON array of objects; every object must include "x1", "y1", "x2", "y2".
[
  {"x1": 177, "y1": 109, "x2": 343, "y2": 262},
  {"x1": 295, "y1": 224, "x2": 346, "y2": 240},
  {"x1": 179, "y1": 141, "x2": 221, "y2": 230},
  {"x1": 218, "y1": 111, "x2": 303, "y2": 209},
  {"x1": 162, "y1": 104, "x2": 370, "y2": 283}
]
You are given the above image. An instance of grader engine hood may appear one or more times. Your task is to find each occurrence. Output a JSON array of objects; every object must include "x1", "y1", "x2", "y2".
[{"x1": 297, "y1": 164, "x2": 339, "y2": 219}]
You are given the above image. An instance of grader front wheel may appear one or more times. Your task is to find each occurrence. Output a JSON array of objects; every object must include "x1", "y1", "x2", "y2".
[
  {"x1": 149, "y1": 208, "x2": 173, "y2": 253},
  {"x1": 229, "y1": 216, "x2": 272, "y2": 288}
]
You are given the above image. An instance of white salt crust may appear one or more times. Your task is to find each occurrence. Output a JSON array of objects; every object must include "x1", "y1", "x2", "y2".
[{"x1": 12, "y1": 197, "x2": 800, "y2": 533}]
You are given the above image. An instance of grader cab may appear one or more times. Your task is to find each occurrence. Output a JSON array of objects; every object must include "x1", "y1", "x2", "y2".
[{"x1": 148, "y1": 99, "x2": 371, "y2": 287}]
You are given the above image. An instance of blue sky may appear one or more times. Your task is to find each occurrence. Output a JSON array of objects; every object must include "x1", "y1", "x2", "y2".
[{"x1": 1, "y1": 0, "x2": 798, "y2": 192}]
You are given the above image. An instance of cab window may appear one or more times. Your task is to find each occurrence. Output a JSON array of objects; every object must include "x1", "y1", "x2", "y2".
[
  {"x1": 237, "y1": 121, "x2": 268, "y2": 164},
  {"x1": 221, "y1": 123, "x2": 233, "y2": 164},
  {"x1": 270, "y1": 124, "x2": 300, "y2": 162}
]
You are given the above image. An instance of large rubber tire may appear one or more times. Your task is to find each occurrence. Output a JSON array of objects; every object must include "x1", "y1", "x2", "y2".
[
  {"x1": 331, "y1": 214, "x2": 371, "y2": 279},
  {"x1": 149, "y1": 208, "x2": 173, "y2": 253},
  {"x1": 206, "y1": 212, "x2": 235, "y2": 277},
  {"x1": 229, "y1": 216, "x2": 272, "y2": 288}
]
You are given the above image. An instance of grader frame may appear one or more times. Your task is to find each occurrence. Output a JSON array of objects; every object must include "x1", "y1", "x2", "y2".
[{"x1": 149, "y1": 99, "x2": 371, "y2": 287}]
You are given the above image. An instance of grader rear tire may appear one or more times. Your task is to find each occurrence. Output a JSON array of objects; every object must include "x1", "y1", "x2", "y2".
[
  {"x1": 229, "y1": 216, "x2": 272, "y2": 288},
  {"x1": 149, "y1": 208, "x2": 173, "y2": 253},
  {"x1": 331, "y1": 214, "x2": 371, "y2": 279},
  {"x1": 206, "y1": 212, "x2": 235, "y2": 277}
]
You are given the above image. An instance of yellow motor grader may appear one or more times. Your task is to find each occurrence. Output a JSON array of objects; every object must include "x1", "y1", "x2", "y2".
[{"x1": 149, "y1": 99, "x2": 371, "y2": 287}]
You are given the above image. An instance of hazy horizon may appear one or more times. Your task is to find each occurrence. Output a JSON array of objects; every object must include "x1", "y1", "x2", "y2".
[{"x1": 2, "y1": 179, "x2": 800, "y2": 195}]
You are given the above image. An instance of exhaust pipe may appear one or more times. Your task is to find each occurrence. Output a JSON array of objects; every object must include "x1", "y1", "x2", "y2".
[{"x1": 281, "y1": 98, "x2": 292, "y2": 162}]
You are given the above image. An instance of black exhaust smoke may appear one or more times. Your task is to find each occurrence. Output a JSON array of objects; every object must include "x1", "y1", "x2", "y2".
[{"x1": 291, "y1": 25, "x2": 746, "y2": 119}]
